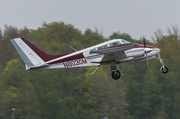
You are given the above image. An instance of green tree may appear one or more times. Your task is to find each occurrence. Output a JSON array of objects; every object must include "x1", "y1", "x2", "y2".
[
  {"x1": 0, "y1": 86, "x2": 23, "y2": 119},
  {"x1": 1, "y1": 59, "x2": 42, "y2": 119}
]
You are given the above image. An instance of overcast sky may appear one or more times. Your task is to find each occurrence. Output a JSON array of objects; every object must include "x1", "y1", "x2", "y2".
[{"x1": 1, "y1": 0, "x2": 180, "y2": 40}]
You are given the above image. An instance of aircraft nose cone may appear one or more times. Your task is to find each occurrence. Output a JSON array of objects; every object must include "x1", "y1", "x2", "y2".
[
  {"x1": 154, "y1": 48, "x2": 161, "y2": 53},
  {"x1": 157, "y1": 48, "x2": 161, "y2": 52}
]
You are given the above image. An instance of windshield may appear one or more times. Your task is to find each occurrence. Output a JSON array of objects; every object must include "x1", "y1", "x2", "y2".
[
  {"x1": 122, "y1": 40, "x2": 130, "y2": 44},
  {"x1": 89, "y1": 48, "x2": 96, "y2": 54},
  {"x1": 97, "y1": 44, "x2": 108, "y2": 50},
  {"x1": 110, "y1": 41, "x2": 121, "y2": 46}
]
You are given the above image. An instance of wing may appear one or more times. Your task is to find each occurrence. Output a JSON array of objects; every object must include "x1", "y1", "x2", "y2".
[{"x1": 91, "y1": 43, "x2": 138, "y2": 64}]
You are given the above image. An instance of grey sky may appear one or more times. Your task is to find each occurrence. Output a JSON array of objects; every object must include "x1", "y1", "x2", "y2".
[{"x1": 1, "y1": 0, "x2": 180, "y2": 40}]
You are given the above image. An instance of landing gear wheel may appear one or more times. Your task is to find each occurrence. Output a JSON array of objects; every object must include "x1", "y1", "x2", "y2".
[
  {"x1": 111, "y1": 70, "x2": 121, "y2": 80},
  {"x1": 160, "y1": 66, "x2": 168, "y2": 74}
]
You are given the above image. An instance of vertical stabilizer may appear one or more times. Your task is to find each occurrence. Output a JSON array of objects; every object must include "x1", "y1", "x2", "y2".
[{"x1": 11, "y1": 38, "x2": 45, "y2": 69}]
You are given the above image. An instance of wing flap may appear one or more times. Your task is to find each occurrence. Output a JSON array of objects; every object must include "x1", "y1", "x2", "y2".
[
  {"x1": 91, "y1": 43, "x2": 138, "y2": 64},
  {"x1": 92, "y1": 52, "x2": 125, "y2": 64}
]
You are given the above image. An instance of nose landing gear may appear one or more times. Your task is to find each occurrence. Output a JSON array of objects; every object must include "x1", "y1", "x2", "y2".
[
  {"x1": 157, "y1": 53, "x2": 168, "y2": 74},
  {"x1": 160, "y1": 66, "x2": 168, "y2": 73}
]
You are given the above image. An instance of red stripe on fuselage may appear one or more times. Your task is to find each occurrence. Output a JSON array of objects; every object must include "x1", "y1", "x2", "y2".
[
  {"x1": 136, "y1": 45, "x2": 157, "y2": 48},
  {"x1": 21, "y1": 37, "x2": 71, "y2": 62}
]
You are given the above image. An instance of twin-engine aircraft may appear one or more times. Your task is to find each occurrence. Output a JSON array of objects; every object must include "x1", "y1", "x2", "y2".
[{"x1": 11, "y1": 37, "x2": 168, "y2": 80}]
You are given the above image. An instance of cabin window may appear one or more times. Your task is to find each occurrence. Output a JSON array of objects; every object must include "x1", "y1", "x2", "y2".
[
  {"x1": 122, "y1": 40, "x2": 130, "y2": 44},
  {"x1": 89, "y1": 49, "x2": 96, "y2": 54},
  {"x1": 110, "y1": 41, "x2": 121, "y2": 46},
  {"x1": 97, "y1": 45, "x2": 108, "y2": 50}
]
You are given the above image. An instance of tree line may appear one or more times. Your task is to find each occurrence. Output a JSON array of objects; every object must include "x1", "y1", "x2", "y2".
[{"x1": 0, "y1": 22, "x2": 180, "y2": 119}]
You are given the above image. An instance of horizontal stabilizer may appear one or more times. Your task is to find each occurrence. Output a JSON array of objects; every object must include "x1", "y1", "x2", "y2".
[{"x1": 27, "y1": 64, "x2": 49, "y2": 70}]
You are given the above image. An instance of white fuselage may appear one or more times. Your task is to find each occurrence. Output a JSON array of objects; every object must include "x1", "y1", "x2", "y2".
[{"x1": 39, "y1": 39, "x2": 160, "y2": 70}]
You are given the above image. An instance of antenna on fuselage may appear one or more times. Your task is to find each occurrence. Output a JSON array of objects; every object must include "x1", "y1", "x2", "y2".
[
  {"x1": 69, "y1": 45, "x2": 77, "y2": 52},
  {"x1": 91, "y1": 65, "x2": 100, "y2": 75}
]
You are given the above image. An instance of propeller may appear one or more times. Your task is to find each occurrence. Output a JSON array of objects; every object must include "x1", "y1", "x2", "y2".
[
  {"x1": 143, "y1": 36, "x2": 146, "y2": 48},
  {"x1": 143, "y1": 37, "x2": 149, "y2": 66}
]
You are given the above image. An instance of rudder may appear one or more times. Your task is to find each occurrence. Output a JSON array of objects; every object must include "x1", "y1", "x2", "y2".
[{"x1": 11, "y1": 38, "x2": 45, "y2": 69}]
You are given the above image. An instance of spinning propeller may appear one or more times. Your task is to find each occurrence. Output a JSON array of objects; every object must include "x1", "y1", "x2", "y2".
[{"x1": 143, "y1": 37, "x2": 152, "y2": 66}]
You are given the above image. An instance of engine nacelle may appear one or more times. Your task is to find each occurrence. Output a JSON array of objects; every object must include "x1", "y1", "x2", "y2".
[{"x1": 124, "y1": 48, "x2": 144, "y2": 58}]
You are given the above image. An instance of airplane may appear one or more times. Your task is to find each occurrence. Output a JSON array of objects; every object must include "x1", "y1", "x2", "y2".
[{"x1": 11, "y1": 36, "x2": 168, "y2": 80}]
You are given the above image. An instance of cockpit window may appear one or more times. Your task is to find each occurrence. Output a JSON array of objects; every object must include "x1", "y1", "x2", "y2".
[
  {"x1": 89, "y1": 48, "x2": 96, "y2": 54},
  {"x1": 97, "y1": 44, "x2": 108, "y2": 50},
  {"x1": 110, "y1": 41, "x2": 121, "y2": 46},
  {"x1": 122, "y1": 40, "x2": 130, "y2": 44}
]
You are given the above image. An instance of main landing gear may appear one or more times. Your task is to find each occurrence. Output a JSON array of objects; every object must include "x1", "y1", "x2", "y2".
[
  {"x1": 157, "y1": 53, "x2": 168, "y2": 74},
  {"x1": 112, "y1": 70, "x2": 121, "y2": 80},
  {"x1": 110, "y1": 61, "x2": 121, "y2": 80}
]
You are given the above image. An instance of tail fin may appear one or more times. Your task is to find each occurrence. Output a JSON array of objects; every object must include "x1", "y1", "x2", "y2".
[
  {"x1": 11, "y1": 37, "x2": 47, "y2": 70},
  {"x1": 11, "y1": 37, "x2": 70, "y2": 70}
]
